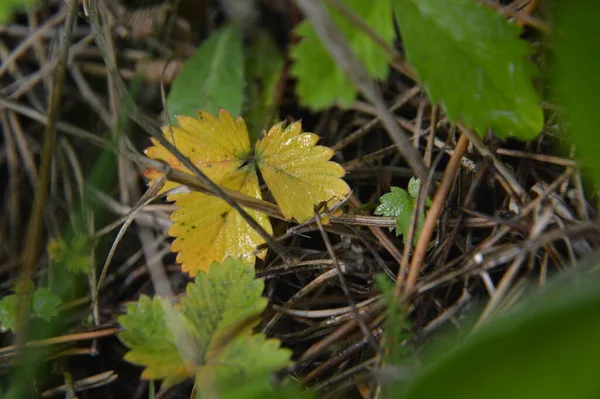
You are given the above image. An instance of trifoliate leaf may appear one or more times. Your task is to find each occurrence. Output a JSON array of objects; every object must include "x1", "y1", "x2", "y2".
[
  {"x1": 145, "y1": 110, "x2": 272, "y2": 275},
  {"x1": 291, "y1": 0, "x2": 394, "y2": 109},
  {"x1": 0, "y1": 295, "x2": 18, "y2": 333},
  {"x1": 393, "y1": 0, "x2": 543, "y2": 139},
  {"x1": 118, "y1": 295, "x2": 194, "y2": 387},
  {"x1": 167, "y1": 25, "x2": 244, "y2": 119},
  {"x1": 47, "y1": 236, "x2": 90, "y2": 274},
  {"x1": 195, "y1": 334, "x2": 291, "y2": 396},
  {"x1": 244, "y1": 29, "x2": 284, "y2": 142},
  {"x1": 375, "y1": 187, "x2": 412, "y2": 225},
  {"x1": 145, "y1": 109, "x2": 349, "y2": 274},
  {"x1": 119, "y1": 258, "x2": 290, "y2": 392},
  {"x1": 255, "y1": 121, "x2": 350, "y2": 222},
  {"x1": 375, "y1": 186, "x2": 425, "y2": 243},
  {"x1": 32, "y1": 288, "x2": 62, "y2": 322}
]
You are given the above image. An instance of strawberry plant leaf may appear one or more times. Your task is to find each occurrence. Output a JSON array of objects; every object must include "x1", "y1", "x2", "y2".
[
  {"x1": 119, "y1": 258, "x2": 291, "y2": 391},
  {"x1": 255, "y1": 121, "x2": 350, "y2": 222},
  {"x1": 375, "y1": 186, "x2": 425, "y2": 243},
  {"x1": 145, "y1": 110, "x2": 272, "y2": 275},
  {"x1": 31, "y1": 288, "x2": 62, "y2": 322},
  {"x1": 291, "y1": 0, "x2": 394, "y2": 109},
  {"x1": 145, "y1": 110, "x2": 349, "y2": 274},
  {"x1": 375, "y1": 187, "x2": 412, "y2": 227},
  {"x1": 407, "y1": 177, "x2": 432, "y2": 205},
  {"x1": 180, "y1": 257, "x2": 267, "y2": 353},
  {"x1": 195, "y1": 334, "x2": 291, "y2": 396},
  {"x1": 167, "y1": 25, "x2": 244, "y2": 119},
  {"x1": 118, "y1": 295, "x2": 194, "y2": 387},
  {"x1": 393, "y1": 0, "x2": 543, "y2": 139}
]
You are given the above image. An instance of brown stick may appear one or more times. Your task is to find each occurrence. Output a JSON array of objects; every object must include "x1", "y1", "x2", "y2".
[{"x1": 403, "y1": 133, "x2": 470, "y2": 296}]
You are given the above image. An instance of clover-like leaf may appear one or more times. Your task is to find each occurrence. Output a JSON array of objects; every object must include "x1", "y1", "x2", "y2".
[
  {"x1": 119, "y1": 259, "x2": 290, "y2": 392},
  {"x1": 375, "y1": 186, "x2": 425, "y2": 244},
  {"x1": 255, "y1": 121, "x2": 350, "y2": 222},
  {"x1": 291, "y1": 0, "x2": 394, "y2": 109},
  {"x1": 393, "y1": 0, "x2": 543, "y2": 139},
  {"x1": 145, "y1": 109, "x2": 349, "y2": 274},
  {"x1": 145, "y1": 110, "x2": 272, "y2": 275}
]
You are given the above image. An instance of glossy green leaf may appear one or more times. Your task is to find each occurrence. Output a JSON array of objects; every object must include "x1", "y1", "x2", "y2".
[
  {"x1": 32, "y1": 288, "x2": 62, "y2": 322},
  {"x1": 291, "y1": 0, "x2": 394, "y2": 109},
  {"x1": 375, "y1": 186, "x2": 424, "y2": 243},
  {"x1": 167, "y1": 25, "x2": 244, "y2": 119},
  {"x1": 244, "y1": 29, "x2": 284, "y2": 142},
  {"x1": 402, "y1": 266, "x2": 600, "y2": 399},
  {"x1": 552, "y1": 1, "x2": 600, "y2": 182},
  {"x1": 393, "y1": 0, "x2": 543, "y2": 139}
]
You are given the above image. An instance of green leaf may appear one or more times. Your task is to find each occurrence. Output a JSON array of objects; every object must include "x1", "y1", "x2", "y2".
[
  {"x1": 0, "y1": 295, "x2": 18, "y2": 333},
  {"x1": 119, "y1": 258, "x2": 290, "y2": 391},
  {"x1": 195, "y1": 334, "x2": 291, "y2": 396},
  {"x1": 402, "y1": 265, "x2": 600, "y2": 399},
  {"x1": 552, "y1": 1, "x2": 600, "y2": 182},
  {"x1": 118, "y1": 295, "x2": 193, "y2": 387},
  {"x1": 218, "y1": 377, "x2": 314, "y2": 399},
  {"x1": 31, "y1": 288, "x2": 62, "y2": 322},
  {"x1": 0, "y1": 0, "x2": 37, "y2": 23},
  {"x1": 393, "y1": 0, "x2": 543, "y2": 139},
  {"x1": 180, "y1": 257, "x2": 267, "y2": 358},
  {"x1": 244, "y1": 29, "x2": 284, "y2": 142},
  {"x1": 291, "y1": 0, "x2": 394, "y2": 109},
  {"x1": 375, "y1": 187, "x2": 412, "y2": 221},
  {"x1": 167, "y1": 25, "x2": 244, "y2": 119},
  {"x1": 406, "y1": 177, "x2": 432, "y2": 205},
  {"x1": 48, "y1": 235, "x2": 90, "y2": 274}
]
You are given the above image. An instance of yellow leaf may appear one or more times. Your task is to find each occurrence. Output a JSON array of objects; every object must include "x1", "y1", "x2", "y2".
[
  {"x1": 144, "y1": 109, "x2": 349, "y2": 275},
  {"x1": 169, "y1": 166, "x2": 271, "y2": 275},
  {"x1": 256, "y1": 121, "x2": 350, "y2": 222}
]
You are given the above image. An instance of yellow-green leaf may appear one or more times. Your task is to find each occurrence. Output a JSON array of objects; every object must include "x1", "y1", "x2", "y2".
[{"x1": 255, "y1": 121, "x2": 350, "y2": 222}]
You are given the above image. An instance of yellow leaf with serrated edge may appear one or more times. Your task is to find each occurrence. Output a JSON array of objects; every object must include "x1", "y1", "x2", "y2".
[
  {"x1": 256, "y1": 121, "x2": 350, "y2": 221},
  {"x1": 144, "y1": 109, "x2": 349, "y2": 275}
]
